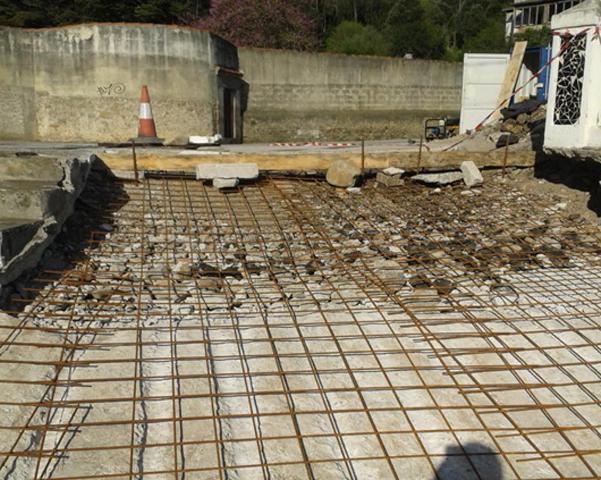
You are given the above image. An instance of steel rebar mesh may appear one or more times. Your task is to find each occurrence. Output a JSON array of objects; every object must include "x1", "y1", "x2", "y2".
[{"x1": 1, "y1": 174, "x2": 601, "y2": 479}]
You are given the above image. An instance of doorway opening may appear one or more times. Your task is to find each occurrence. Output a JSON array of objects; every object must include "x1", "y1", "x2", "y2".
[{"x1": 223, "y1": 88, "x2": 235, "y2": 139}]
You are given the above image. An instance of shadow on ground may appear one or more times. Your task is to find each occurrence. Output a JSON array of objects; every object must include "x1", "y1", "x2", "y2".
[
  {"x1": 534, "y1": 152, "x2": 601, "y2": 217},
  {"x1": 0, "y1": 161, "x2": 130, "y2": 314},
  {"x1": 433, "y1": 443, "x2": 503, "y2": 480}
]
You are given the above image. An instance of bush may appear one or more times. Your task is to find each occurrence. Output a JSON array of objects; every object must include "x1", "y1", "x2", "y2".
[
  {"x1": 326, "y1": 21, "x2": 391, "y2": 56},
  {"x1": 514, "y1": 26, "x2": 552, "y2": 47}
]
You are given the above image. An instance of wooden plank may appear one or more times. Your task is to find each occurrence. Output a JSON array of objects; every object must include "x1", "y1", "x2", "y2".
[{"x1": 491, "y1": 41, "x2": 528, "y2": 122}]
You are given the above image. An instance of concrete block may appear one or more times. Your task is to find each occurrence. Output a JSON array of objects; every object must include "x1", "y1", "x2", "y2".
[
  {"x1": 376, "y1": 172, "x2": 404, "y2": 187},
  {"x1": 461, "y1": 161, "x2": 484, "y2": 187},
  {"x1": 213, "y1": 178, "x2": 239, "y2": 189},
  {"x1": 326, "y1": 160, "x2": 361, "y2": 188},
  {"x1": 196, "y1": 163, "x2": 259, "y2": 180}
]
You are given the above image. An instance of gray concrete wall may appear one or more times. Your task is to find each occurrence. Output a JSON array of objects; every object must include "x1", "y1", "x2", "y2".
[
  {"x1": 1, "y1": 24, "x2": 463, "y2": 143},
  {"x1": 239, "y1": 48, "x2": 463, "y2": 141},
  {"x1": 0, "y1": 24, "x2": 239, "y2": 143}
]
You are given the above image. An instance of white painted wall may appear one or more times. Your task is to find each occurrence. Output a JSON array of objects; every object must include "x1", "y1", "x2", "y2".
[
  {"x1": 544, "y1": 0, "x2": 601, "y2": 152},
  {"x1": 460, "y1": 53, "x2": 510, "y2": 134}
]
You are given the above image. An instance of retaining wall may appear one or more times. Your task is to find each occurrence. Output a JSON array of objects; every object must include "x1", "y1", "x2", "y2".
[
  {"x1": 0, "y1": 24, "x2": 464, "y2": 143},
  {"x1": 239, "y1": 48, "x2": 463, "y2": 141}
]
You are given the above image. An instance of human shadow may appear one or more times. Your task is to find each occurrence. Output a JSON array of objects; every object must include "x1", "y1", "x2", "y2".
[{"x1": 433, "y1": 443, "x2": 503, "y2": 480}]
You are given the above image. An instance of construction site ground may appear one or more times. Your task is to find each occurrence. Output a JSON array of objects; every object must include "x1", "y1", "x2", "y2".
[{"x1": 1, "y1": 155, "x2": 601, "y2": 479}]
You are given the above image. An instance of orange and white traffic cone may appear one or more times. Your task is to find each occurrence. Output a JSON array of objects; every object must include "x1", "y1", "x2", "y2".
[{"x1": 132, "y1": 85, "x2": 162, "y2": 145}]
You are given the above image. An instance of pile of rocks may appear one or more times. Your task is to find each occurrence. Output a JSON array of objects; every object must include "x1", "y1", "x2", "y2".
[
  {"x1": 373, "y1": 161, "x2": 483, "y2": 189},
  {"x1": 448, "y1": 99, "x2": 547, "y2": 153},
  {"x1": 497, "y1": 99, "x2": 546, "y2": 149}
]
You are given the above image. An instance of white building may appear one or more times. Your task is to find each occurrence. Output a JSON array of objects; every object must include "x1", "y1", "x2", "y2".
[
  {"x1": 544, "y1": 0, "x2": 601, "y2": 159},
  {"x1": 505, "y1": 0, "x2": 584, "y2": 40}
]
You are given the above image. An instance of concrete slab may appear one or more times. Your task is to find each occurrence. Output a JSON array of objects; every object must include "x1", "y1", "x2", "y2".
[
  {"x1": 0, "y1": 154, "x2": 64, "y2": 182},
  {"x1": 0, "y1": 180, "x2": 65, "y2": 220},
  {"x1": 411, "y1": 171, "x2": 464, "y2": 186}
]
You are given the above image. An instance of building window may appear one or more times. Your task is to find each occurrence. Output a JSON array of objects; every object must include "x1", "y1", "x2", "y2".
[
  {"x1": 554, "y1": 32, "x2": 587, "y2": 125},
  {"x1": 551, "y1": 0, "x2": 584, "y2": 16},
  {"x1": 514, "y1": 5, "x2": 547, "y2": 27}
]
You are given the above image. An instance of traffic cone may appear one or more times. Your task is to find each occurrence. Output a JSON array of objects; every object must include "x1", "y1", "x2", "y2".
[{"x1": 131, "y1": 85, "x2": 163, "y2": 145}]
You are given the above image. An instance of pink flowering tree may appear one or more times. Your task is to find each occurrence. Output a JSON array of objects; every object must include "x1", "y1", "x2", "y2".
[{"x1": 192, "y1": 0, "x2": 318, "y2": 51}]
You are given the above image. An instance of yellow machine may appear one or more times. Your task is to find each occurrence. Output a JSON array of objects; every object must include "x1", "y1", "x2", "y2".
[{"x1": 424, "y1": 117, "x2": 460, "y2": 141}]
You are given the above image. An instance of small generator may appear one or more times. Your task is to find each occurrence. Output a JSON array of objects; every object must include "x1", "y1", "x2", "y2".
[{"x1": 424, "y1": 117, "x2": 460, "y2": 141}]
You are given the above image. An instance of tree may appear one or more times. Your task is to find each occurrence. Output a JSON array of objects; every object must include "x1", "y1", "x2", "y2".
[
  {"x1": 463, "y1": 20, "x2": 507, "y2": 53},
  {"x1": 0, "y1": 0, "x2": 206, "y2": 27},
  {"x1": 193, "y1": 0, "x2": 318, "y2": 50},
  {"x1": 427, "y1": 0, "x2": 507, "y2": 51},
  {"x1": 384, "y1": 0, "x2": 444, "y2": 58},
  {"x1": 326, "y1": 21, "x2": 390, "y2": 55},
  {"x1": 311, "y1": 0, "x2": 396, "y2": 38}
]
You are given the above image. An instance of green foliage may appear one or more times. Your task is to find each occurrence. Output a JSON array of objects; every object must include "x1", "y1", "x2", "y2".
[
  {"x1": 384, "y1": 0, "x2": 445, "y2": 59},
  {"x1": 442, "y1": 46, "x2": 464, "y2": 62},
  {"x1": 514, "y1": 26, "x2": 552, "y2": 47},
  {"x1": 421, "y1": 0, "x2": 508, "y2": 59},
  {"x1": 326, "y1": 21, "x2": 390, "y2": 55},
  {"x1": 0, "y1": 0, "x2": 207, "y2": 27},
  {"x1": 463, "y1": 21, "x2": 507, "y2": 53},
  {"x1": 0, "y1": 0, "x2": 512, "y2": 60}
]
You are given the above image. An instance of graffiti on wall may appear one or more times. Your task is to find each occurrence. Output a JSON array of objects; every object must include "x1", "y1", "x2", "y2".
[{"x1": 97, "y1": 83, "x2": 126, "y2": 97}]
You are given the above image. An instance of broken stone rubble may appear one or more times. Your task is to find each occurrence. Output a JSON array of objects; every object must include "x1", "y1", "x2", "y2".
[
  {"x1": 411, "y1": 171, "x2": 463, "y2": 186},
  {"x1": 213, "y1": 177, "x2": 239, "y2": 189}
]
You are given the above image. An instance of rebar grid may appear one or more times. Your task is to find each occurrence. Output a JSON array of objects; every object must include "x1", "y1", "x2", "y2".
[{"x1": 1, "y1": 174, "x2": 601, "y2": 479}]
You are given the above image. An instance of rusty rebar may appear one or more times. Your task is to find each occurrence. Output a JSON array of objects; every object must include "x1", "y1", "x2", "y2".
[{"x1": 1, "y1": 175, "x2": 600, "y2": 479}]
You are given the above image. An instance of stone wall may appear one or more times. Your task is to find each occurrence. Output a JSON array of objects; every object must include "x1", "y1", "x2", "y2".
[
  {"x1": 239, "y1": 48, "x2": 463, "y2": 142},
  {"x1": 0, "y1": 24, "x2": 239, "y2": 143}
]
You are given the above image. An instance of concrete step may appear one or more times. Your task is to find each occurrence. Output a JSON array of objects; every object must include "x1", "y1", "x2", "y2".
[
  {"x1": 0, "y1": 180, "x2": 69, "y2": 221},
  {"x1": 0, "y1": 218, "x2": 43, "y2": 269},
  {"x1": 0, "y1": 154, "x2": 64, "y2": 183}
]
